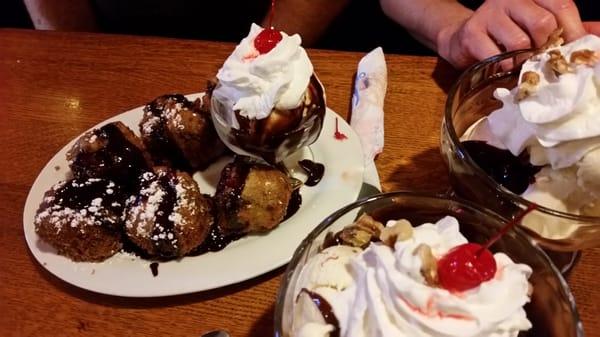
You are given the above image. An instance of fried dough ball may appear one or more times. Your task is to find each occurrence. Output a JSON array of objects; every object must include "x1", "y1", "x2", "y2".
[
  {"x1": 67, "y1": 121, "x2": 151, "y2": 186},
  {"x1": 214, "y1": 156, "x2": 292, "y2": 235},
  {"x1": 124, "y1": 167, "x2": 213, "y2": 259},
  {"x1": 34, "y1": 178, "x2": 125, "y2": 262},
  {"x1": 140, "y1": 94, "x2": 226, "y2": 171}
]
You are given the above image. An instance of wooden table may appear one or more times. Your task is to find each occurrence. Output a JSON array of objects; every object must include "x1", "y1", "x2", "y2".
[{"x1": 0, "y1": 29, "x2": 598, "y2": 337}]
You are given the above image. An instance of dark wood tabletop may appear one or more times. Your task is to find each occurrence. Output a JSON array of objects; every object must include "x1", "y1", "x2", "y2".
[{"x1": 0, "y1": 29, "x2": 598, "y2": 337}]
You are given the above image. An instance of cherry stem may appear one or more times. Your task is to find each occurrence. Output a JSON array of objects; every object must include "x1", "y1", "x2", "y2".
[
  {"x1": 268, "y1": 0, "x2": 276, "y2": 28},
  {"x1": 478, "y1": 203, "x2": 537, "y2": 255}
]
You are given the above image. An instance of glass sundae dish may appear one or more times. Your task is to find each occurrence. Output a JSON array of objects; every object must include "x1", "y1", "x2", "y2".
[
  {"x1": 441, "y1": 34, "x2": 600, "y2": 257},
  {"x1": 209, "y1": 24, "x2": 326, "y2": 164},
  {"x1": 275, "y1": 192, "x2": 582, "y2": 337}
]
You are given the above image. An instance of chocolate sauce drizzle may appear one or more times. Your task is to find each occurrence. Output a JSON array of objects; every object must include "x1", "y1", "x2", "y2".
[
  {"x1": 150, "y1": 172, "x2": 178, "y2": 258},
  {"x1": 283, "y1": 189, "x2": 302, "y2": 221},
  {"x1": 53, "y1": 178, "x2": 126, "y2": 231},
  {"x1": 143, "y1": 94, "x2": 193, "y2": 169},
  {"x1": 298, "y1": 159, "x2": 325, "y2": 186},
  {"x1": 299, "y1": 289, "x2": 340, "y2": 337},
  {"x1": 462, "y1": 140, "x2": 541, "y2": 195},
  {"x1": 149, "y1": 262, "x2": 159, "y2": 277},
  {"x1": 71, "y1": 123, "x2": 149, "y2": 187}
]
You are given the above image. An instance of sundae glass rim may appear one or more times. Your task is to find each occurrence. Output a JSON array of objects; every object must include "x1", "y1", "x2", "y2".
[
  {"x1": 273, "y1": 190, "x2": 582, "y2": 337},
  {"x1": 443, "y1": 49, "x2": 600, "y2": 223}
]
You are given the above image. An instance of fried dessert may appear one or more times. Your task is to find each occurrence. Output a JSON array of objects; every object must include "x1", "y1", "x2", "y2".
[
  {"x1": 140, "y1": 94, "x2": 227, "y2": 170},
  {"x1": 214, "y1": 156, "x2": 293, "y2": 235},
  {"x1": 34, "y1": 178, "x2": 126, "y2": 262},
  {"x1": 67, "y1": 121, "x2": 151, "y2": 185},
  {"x1": 124, "y1": 167, "x2": 213, "y2": 259}
]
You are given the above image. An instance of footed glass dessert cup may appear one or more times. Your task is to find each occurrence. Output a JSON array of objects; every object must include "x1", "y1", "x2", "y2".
[
  {"x1": 275, "y1": 191, "x2": 582, "y2": 337},
  {"x1": 441, "y1": 49, "x2": 600, "y2": 258},
  {"x1": 211, "y1": 75, "x2": 326, "y2": 164}
]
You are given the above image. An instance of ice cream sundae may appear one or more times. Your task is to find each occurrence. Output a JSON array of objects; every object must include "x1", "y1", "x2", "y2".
[
  {"x1": 209, "y1": 23, "x2": 326, "y2": 163},
  {"x1": 461, "y1": 33, "x2": 600, "y2": 239},
  {"x1": 290, "y1": 215, "x2": 533, "y2": 337}
]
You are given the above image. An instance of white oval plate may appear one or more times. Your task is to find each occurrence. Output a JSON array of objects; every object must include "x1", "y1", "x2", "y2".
[{"x1": 23, "y1": 94, "x2": 366, "y2": 297}]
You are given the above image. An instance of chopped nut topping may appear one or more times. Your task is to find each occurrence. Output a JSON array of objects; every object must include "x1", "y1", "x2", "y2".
[
  {"x1": 332, "y1": 214, "x2": 384, "y2": 249},
  {"x1": 354, "y1": 214, "x2": 384, "y2": 236},
  {"x1": 413, "y1": 244, "x2": 438, "y2": 286},
  {"x1": 539, "y1": 27, "x2": 564, "y2": 51},
  {"x1": 547, "y1": 50, "x2": 573, "y2": 75},
  {"x1": 570, "y1": 49, "x2": 600, "y2": 66},
  {"x1": 516, "y1": 71, "x2": 541, "y2": 101},
  {"x1": 380, "y1": 219, "x2": 413, "y2": 247}
]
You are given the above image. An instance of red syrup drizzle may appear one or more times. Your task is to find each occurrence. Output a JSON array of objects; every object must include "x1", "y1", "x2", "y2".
[
  {"x1": 254, "y1": 0, "x2": 282, "y2": 54},
  {"x1": 334, "y1": 118, "x2": 348, "y2": 140},
  {"x1": 437, "y1": 203, "x2": 537, "y2": 292}
]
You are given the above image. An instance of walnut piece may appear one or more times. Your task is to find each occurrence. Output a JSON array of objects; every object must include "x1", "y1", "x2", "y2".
[
  {"x1": 516, "y1": 71, "x2": 541, "y2": 101},
  {"x1": 334, "y1": 214, "x2": 384, "y2": 249},
  {"x1": 539, "y1": 27, "x2": 564, "y2": 51},
  {"x1": 413, "y1": 244, "x2": 438, "y2": 286},
  {"x1": 547, "y1": 50, "x2": 573, "y2": 75},
  {"x1": 380, "y1": 219, "x2": 413, "y2": 247},
  {"x1": 570, "y1": 49, "x2": 600, "y2": 66}
]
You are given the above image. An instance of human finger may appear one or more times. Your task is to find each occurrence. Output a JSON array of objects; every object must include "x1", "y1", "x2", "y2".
[
  {"x1": 534, "y1": 0, "x2": 586, "y2": 41},
  {"x1": 457, "y1": 21, "x2": 504, "y2": 66},
  {"x1": 507, "y1": 2, "x2": 558, "y2": 47},
  {"x1": 584, "y1": 21, "x2": 600, "y2": 36},
  {"x1": 487, "y1": 13, "x2": 532, "y2": 51}
]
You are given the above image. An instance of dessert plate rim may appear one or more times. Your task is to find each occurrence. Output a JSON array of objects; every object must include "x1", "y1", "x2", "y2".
[{"x1": 23, "y1": 93, "x2": 369, "y2": 297}]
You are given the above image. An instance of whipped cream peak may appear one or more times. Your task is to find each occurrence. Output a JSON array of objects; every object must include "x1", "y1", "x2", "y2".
[
  {"x1": 484, "y1": 34, "x2": 600, "y2": 169},
  {"x1": 213, "y1": 23, "x2": 313, "y2": 122}
]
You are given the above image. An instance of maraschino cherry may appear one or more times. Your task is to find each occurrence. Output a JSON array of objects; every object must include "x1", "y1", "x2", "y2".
[
  {"x1": 437, "y1": 204, "x2": 537, "y2": 292},
  {"x1": 254, "y1": 0, "x2": 282, "y2": 54}
]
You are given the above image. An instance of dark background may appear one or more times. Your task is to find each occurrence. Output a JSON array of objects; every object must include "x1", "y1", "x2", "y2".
[
  {"x1": 0, "y1": 0, "x2": 432, "y2": 55},
  {"x1": 1, "y1": 0, "x2": 598, "y2": 55}
]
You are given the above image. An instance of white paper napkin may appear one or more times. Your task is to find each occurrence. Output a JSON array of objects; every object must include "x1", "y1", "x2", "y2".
[{"x1": 351, "y1": 47, "x2": 387, "y2": 189}]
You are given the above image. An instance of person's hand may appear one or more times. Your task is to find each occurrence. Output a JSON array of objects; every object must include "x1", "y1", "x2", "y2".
[
  {"x1": 584, "y1": 22, "x2": 600, "y2": 35},
  {"x1": 437, "y1": 0, "x2": 586, "y2": 69}
]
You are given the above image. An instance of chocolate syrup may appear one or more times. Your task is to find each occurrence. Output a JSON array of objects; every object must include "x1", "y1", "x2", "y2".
[
  {"x1": 191, "y1": 224, "x2": 243, "y2": 255},
  {"x1": 143, "y1": 94, "x2": 193, "y2": 170},
  {"x1": 283, "y1": 189, "x2": 302, "y2": 221},
  {"x1": 149, "y1": 262, "x2": 159, "y2": 277},
  {"x1": 133, "y1": 170, "x2": 179, "y2": 259},
  {"x1": 298, "y1": 159, "x2": 324, "y2": 186},
  {"x1": 71, "y1": 123, "x2": 149, "y2": 187},
  {"x1": 53, "y1": 178, "x2": 126, "y2": 231},
  {"x1": 224, "y1": 75, "x2": 326, "y2": 164},
  {"x1": 299, "y1": 289, "x2": 340, "y2": 337},
  {"x1": 152, "y1": 172, "x2": 178, "y2": 258},
  {"x1": 462, "y1": 140, "x2": 541, "y2": 195},
  {"x1": 213, "y1": 156, "x2": 253, "y2": 233}
]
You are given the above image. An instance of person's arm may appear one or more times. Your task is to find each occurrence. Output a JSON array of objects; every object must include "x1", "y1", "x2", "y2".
[
  {"x1": 260, "y1": 0, "x2": 350, "y2": 47},
  {"x1": 24, "y1": 0, "x2": 97, "y2": 31},
  {"x1": 380, "y1": 0, "x2": 587, "y2": 69}
]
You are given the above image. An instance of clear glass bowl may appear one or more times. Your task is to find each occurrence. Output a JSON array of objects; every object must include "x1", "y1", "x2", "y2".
[
  {"x1": 210, "y1": 75, "x2": 326, "y2": 164},
  {"x1": 441, "y1": 49, "x2": 600, "y2": 252},
  {"x1": 274, "y1": 191, "x2": 582, "y2": 337}
]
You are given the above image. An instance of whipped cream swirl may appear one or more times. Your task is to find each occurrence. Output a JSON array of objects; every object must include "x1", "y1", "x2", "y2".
[
  {"x1": 213, "y1": 23, "x2": 313, "y2": 122},
  {"x1": 293, "y1": 216, "x2": 532, "y2": 337},
  {"x1": 486, "y1": 34, "x2": 600, "y2": 169}
]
